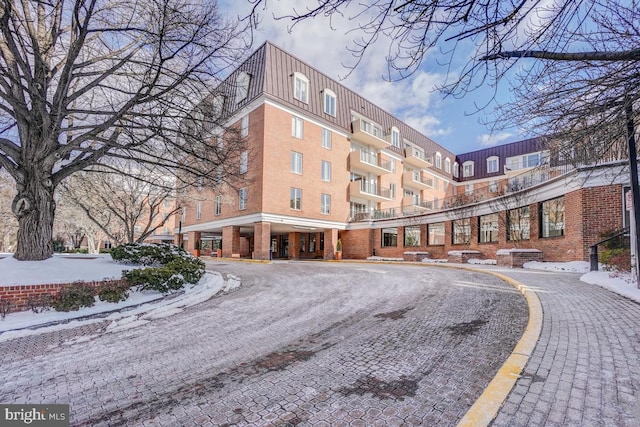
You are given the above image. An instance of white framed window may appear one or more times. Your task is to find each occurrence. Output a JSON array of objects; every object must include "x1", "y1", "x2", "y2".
[
  {"x1": 197, "y1": 176, "x2": 203, "y2": 191},
  {"x1": 489, "y1": 180, "x2": 499, "y2": 192},
  {"x1": 163, "y1": 199, "x2": 171, "y2": 208},
  {"x1": 291, "y1": 151, "x2": 303, "y2": 174},
  {"x1": 240, "y1": 151, "x2": 248, "y2": 174},
  {"x1": 453, "y1": 162, "x2": 459, "y2": 178},
  {"x1": 391, "y1": 127, "x2": 401, "y2": 148},
  {"x1": 239, "y1": 188, "x2": 247, "y2": 210},
  {"x1": 321, "y1": 193, "x2": 331, "y2": 214},
  {"x1": 444, "y1": 157, "x2": 451, "y2": 173},
  {"x1": 181, "y1": 207, "x2": 186, "y2": 223},
  {"x1": 435, "y1": 152, "x2": 442, "y2": 169},
  {"x1": 321, "y1": 128, "x2": 332, "y2": 149},
  {"x1": 290, "y1": 187, "x2": 302, "y2": 210},
  {"x1": 465, "y1": 183, "x2": 474, "y2": 194},
  {"x1": 487, "y1": 156, "x2": 499, "y2": 173},
  {"x1": 321, "y1": 160, "x2": 331, "y2": 182},
  {"x1": 214, "y1": 195, "x2": 222, "y2": 216},
  {"x1": 293, "y1": 72, "x2": 309, "y2": 103},
  {"x1": 463, "y1": 161, "x2": 474, "y2": 177},
  {"x1": 390, "y1": 182, "x2": 396, "y2": 199},
  {"x1": 291, "y1": 116, "x2": 304, "y2": 139},
  {"x1": 235, "y1": 72, "x2": 251, "y2": 103},
  {"x1": 196, "y1": 202, "x2": 202, "y2": 220},
  {"x1": 241, "y1": 115, "x2": 249, "y2": 137},
  {"x1": 323, "y1": 89, "x2": 336, "y2": 116}
]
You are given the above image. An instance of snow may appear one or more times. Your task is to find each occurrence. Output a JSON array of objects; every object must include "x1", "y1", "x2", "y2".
[
  {"x1": 524, "y1": 260, "x2": 640, "y2": 303},
  {"x1": 448, "y1": 250, "x2": 482, "y2": 255},
  {"x1": 0, "y1": 255, "x2": 237, "y2": 342},
  {"x1": 421, "y1": 258, "x2": 448, "y2": 263},
  {"x1": 496, "y1": 248, "x2": 542, "y2": 255},
  {"x1": 468, "y1": 258, "x2": 497, "y2": 265},
  {"x1": 0, "y1": 254, "x2": 136, "y2": 286},
  {"x1": 367, "y1": 256, "x2": 404, "y2": 262}
]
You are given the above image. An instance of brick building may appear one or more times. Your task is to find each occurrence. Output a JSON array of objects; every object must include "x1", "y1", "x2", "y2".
[{"x1": 176, "y1": 42, "x2": 632, "y2": 262}]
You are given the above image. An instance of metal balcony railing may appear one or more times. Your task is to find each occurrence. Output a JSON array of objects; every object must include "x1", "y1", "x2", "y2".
[
  {"x1": 359, "y1": 151, "x2": 392, "y2": 171},
  {"x1": 357, "y1": 180, "x2": 392, "y2": 198}
]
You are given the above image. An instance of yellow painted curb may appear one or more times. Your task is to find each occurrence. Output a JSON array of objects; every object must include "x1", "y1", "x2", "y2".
[{"x1": 455, "y1": 269, "x2": 543, "y2": 427}]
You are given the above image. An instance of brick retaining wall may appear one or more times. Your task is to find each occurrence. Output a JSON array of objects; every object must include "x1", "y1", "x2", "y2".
[{"x1": 0, "y1": 279, "x2": 128, "y2": 313}]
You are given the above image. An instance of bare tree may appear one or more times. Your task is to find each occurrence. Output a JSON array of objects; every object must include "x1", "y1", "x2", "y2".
[
  {"x1": 59, "y1": 166, "x2": 180, "y2": 245},
  {"x1": 444, "y1": 192, "x2": 479, "y2": 245},
  {"x1": 252, "y1": 1, "x2": 639, "y2": 151},
  {"x1": 0, "y1": 168, "x2": 17, "y2": 251},
  {"x1": 0, "y1": 0, "x2": 252, "y2": 260},
  {"x1": 488, "y1": 187, "x2": 533, "y2": 248}
]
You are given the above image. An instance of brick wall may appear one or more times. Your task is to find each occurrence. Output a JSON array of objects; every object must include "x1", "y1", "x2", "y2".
[{"x1": 0, "y1": 279, "x2": 128, "y2": 313}]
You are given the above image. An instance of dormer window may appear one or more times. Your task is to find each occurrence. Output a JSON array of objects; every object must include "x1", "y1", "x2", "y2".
[
  {"x1": 444, "y1": 157, "x2": 451, "y2": 173},
  {"x1": 487, "y1": 156, "x2": 500, "y2": 173},
  {"x1": 453, "y1": 162, "x2": 459, "y2": 178},
  {"x1": 323, "y1": 89, "x2": 336, "y2": 116},
  {"x1": 463, "y1": 161, "x2": 474, "y2": 177},
  {"x1": 435, "y1": 152, "x2": 442, "y2": 169},
  {"x1": 293, "y1": 72, "x2": 309, "y2": 103},
  {"x1": 391, "y1": 127, "x2": 401, "y2": 148},
  {"x1": 235, "y1": 72, "x2": 250, "y2": 103}
]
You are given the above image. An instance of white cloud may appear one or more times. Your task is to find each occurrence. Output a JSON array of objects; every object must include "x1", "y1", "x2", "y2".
[{"x1": 478, "y1": 132, "x2": 513, "y2": 147}]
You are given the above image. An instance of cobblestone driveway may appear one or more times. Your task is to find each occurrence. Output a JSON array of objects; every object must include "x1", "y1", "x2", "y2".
[{"x1": 0, "y1": 262, "x2": 527, "y2": 426}]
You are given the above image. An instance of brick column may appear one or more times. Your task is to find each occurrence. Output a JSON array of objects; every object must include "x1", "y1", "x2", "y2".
[
  {"x1": 253, "y1": 222, "x2": 271, "y2": 260},
  {"x1": 324, "y1": 228, "x2": 339, "y2": 260},
  {"x1": 222, "y1": 226, "x2": 241, "y2": 257},
  {"x1": 288, "y1": 232, "x2": 300, "y2": 259},
  {"x1": 187, "y1": 231, "x2": 201, "y2": 253}
]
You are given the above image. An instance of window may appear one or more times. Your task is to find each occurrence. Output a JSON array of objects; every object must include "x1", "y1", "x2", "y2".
[
  {"x1": 235, "y1": 71, "x2": 251, "y2": 103},
  {"x1": 453, "y1": 162, "x2": 459, "y2": 178},
  {"x1": 163, "y1": 226, "x2": 169, "y2": 234},
  {"x1": 540, "y1": 197, "x2": 565, "y2": 237},
  {"x1": 241, "y1": 115, "x2": 249, "y2": 137},
  {"x1": 197, "y1": 176, "x2": 203, "y2": 190},
  {"x1": 322, "y1": 128, "x2": 332, "y2": 149},
  {"x1": 404, "y1": 226, "x2": 421, "y2": 247},
  {"x1": 452, "y1": 218, "x2": 471, "y2": 244},
  {"x1": 321, "y1": 193, "x2": 331, "y2": 214},
  {"x1": 428, "y1": 223, "x2": 445, "y2": 245},
  {"x1": 389, "y1": 182, "x2": 396, "y2": 199},
  {"x1": 465, "y1": 184, "x2": 473, "y2": 195},
  {"x1": 240, "y1": 151, "x2": 248, "y2": 174},
  {"x1": 508, "y1": 206, "x2": 530, "y2": 241},
  {"x1": 479, "y1": 214, "x2": 498, "y2": 243},
  {"x1": 463, "y1": 161, "x2": 474, "y2": 177},
  {"x1": 487, "y1": 156, "x2": 499, "y2": 174},
  {"x1": 196, "y1": 202, "x2": 202, "y2": 220},
  {"x1": 323, "y1": 89, "x2": 336, "y2": 116},
  {"x1": 290, "y1": 187, "x2": 302, "y2": 210},
  {"x1": 321, "y1": 160, "x2": 331, "y2": 182},
  {"x1": 435, "y1": 152, "x2": 442, "y2": 169},
  {"x1": 391, "y1": 127, "x2": 401, "y2": 148},
  {"x1": 181, "y1": 207, "x2": 186, "y2": 223},
  {"x1": 291, "y1": 151, "x2": 303, "y2": 174},
  {"x1": 444, "y1": 158, "x2": 451, "y2": 173},
  {"x1": 163, "y1": 200, "x2": 171, "y2": 208},
  {"x1": 214, "y1": 195, "x2": 222, "y2": 216},
  {"x1": 239, "y1": 188, "x2": 247, "y2": 210},
  {"x1": 291, "y1": 116, "x2": 304, "y2": 139},
  {"x1": 489, "y1": 180, "x2": 499, "y2": 193},
  {"x1": 293, "y1": 72, "x2": 309, "y2": 103},
  {"x1": 134, "y1": 225, "x2": 141, "y2": 233},
  {"x1": 212, "y1": 95, "x2": 224, "y2": 119},
  {"x1": 382, "y1": 227, "x2": 398, "y2": 247}
]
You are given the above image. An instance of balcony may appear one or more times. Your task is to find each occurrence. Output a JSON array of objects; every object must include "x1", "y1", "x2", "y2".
[
  {"x1": 351, "y1": 118, "x2": 390, "y2": 149},
  {"x1": 349, "y1": 180, "x2": 392, "y2": 202},
  {"x1": 404, "y1": 146, "x2": 431, "y2": 168},
  {"x1": 349, "y1": 150, "x2": 393, "y2": 175},
  {"x1": 402, "y1": 171, "x2": 433, "y2": 190},
  {"x1": 402, "y1": 195, "x2": 434, "y2": 212}
]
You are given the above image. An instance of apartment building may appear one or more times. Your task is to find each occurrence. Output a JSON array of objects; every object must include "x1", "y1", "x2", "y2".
[{"x1": 177, "y1": 41, "x2": 630, "y2": 262}]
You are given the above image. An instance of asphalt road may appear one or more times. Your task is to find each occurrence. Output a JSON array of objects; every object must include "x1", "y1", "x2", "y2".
[{"x1": 0, "y1": 261, "x2": 528, "y2": 426}]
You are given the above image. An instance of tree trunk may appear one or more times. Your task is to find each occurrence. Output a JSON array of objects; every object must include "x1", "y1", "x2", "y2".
[{"x1": 12, "y1": 170, "x2": 56, "y2": 261}]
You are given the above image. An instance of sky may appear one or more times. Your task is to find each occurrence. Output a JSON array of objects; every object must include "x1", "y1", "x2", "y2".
[{"x1": 221, "y1": 1, "x2": 529, "y2": 154}]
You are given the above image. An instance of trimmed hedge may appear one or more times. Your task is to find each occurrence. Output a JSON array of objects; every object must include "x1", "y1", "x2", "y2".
[{"x1": 51, "y1": 282, "x2": 96, "y2": 312}]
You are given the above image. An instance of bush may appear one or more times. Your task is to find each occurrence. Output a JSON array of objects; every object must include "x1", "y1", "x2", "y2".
[
  {"x1": 113, "y1": 243, "x2": 205, "y2": 294},
  {"x1": 111, "y1": 243, "x2": 185, "y2": 266},
  {"x1": 26, "y1": 294, "x2": 52, "y2": 313},
  {"x1": 51, "y1": 282, "x2": 96, "y2": 312},
  {"x1": 601, "y1": 248, "x2": 631, "y2": 273},
  {"x1": 98, "y1": 281, "x2": 130, "y2": 303}
]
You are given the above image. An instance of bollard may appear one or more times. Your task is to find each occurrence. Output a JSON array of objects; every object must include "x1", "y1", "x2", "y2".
[{"x1": 589, "y1": 246, "x2": 599, "y2": 271}]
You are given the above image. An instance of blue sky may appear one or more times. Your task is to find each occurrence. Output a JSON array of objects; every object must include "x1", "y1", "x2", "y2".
[{"x1": 223, "y1": 1, "x2": 530, "y2": 154}]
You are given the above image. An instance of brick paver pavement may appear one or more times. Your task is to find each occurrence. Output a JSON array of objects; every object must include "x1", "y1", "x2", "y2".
[
  {"x1": 0, "y1": 262, "x2": 527, "y2": 426},
  {"x1": 486, "y1": 268, "x2": 640, "y2": 427}
]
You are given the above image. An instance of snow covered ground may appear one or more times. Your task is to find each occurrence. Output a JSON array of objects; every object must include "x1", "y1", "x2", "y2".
[
  {"x1": 0, "y1": 255, "x2": 241, "y2": 341},
  {"x1": 1, "y1": 254, "x2": 638, "y2": 343}
]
